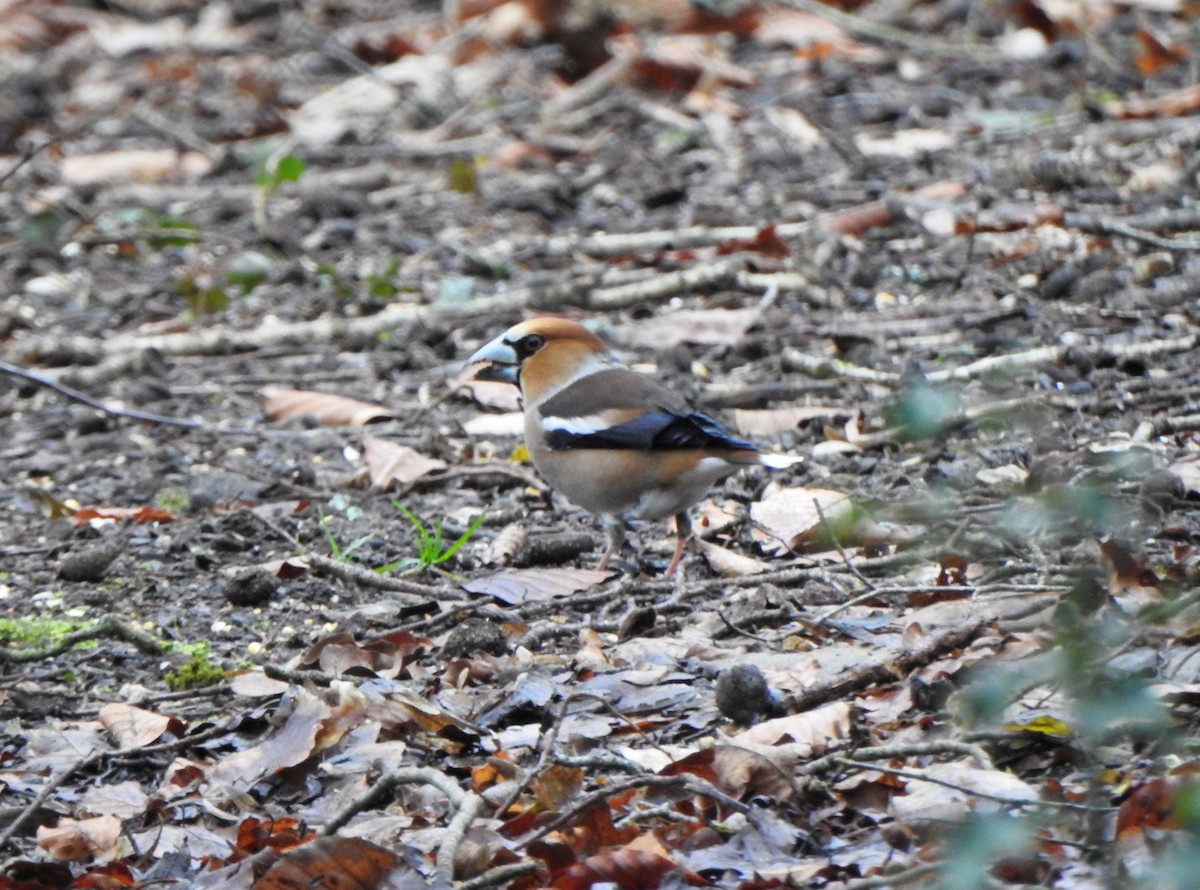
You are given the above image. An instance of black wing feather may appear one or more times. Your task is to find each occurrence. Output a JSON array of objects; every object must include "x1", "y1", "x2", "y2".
[{"x1": 545, "y1": 409, "x2": 755, "y2": 452}]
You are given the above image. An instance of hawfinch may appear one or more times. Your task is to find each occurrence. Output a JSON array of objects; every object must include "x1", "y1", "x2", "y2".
[{"x1": 467, "y1": 317, "x2": 800, "y2": 575}]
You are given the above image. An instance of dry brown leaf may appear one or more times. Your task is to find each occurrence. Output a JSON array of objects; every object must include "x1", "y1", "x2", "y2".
[
  {"x1": 300, "y1": 629, "x2": 431, "y2": 679},
  {"x1": 37, "y1": 815, "x2": 123, "y2": 862},
  {"x1": 532, "y1": 763, "x2": 585, "y2": 810},
  {"x1": 696, "y1": 538, "x2": 768, "y2": 576},
  {"x1": 59, "y1": 149, "x2": 211, "y2": 185},
  {"x1": 362, "y1": 433, "x2": 447, "y2": 488},
  {"x1": 1100, "y1": 538, "x2": 1164, "y2": 613},
  {"x1": 708, "y1": 744, "x2": 801, "y2": 801},
  {"x1": 750, "y1": 486, "x2": 852, "y2": 555},
  {"x1": 72, "y1": 505, "x2": 176, "y2": 526},
  {"x1": 734, "y1": 701, "x2": 853, "y2": 750},
  {"x1": 693, "y1": 499, "x2": 742, "y2": 536},
  {"x1": 259, "y1": 556, "x2": 311, "y2": 579},
  {"x1": 552, "y1": 849, "x2": 680, "y2": 890},
  {"x1": 228, "y1": 669, "x2": 290, "y2": 698},
  {"x1": 461, "y1": 567, "x2": 614, "y2": 604},
  {"x1": 261, "y1": 386, "x2": 394, "y2": 426},
  {"x1": 251, "y1": 836, "x2": 401, "y2": 890},
  {"x1": 754, "y1": 7, "x2": 856, "y2": 52},
  {"x1": 98, "y1": 703, "x2": 178, "y2": 748},
  {"x1": 207, "y1": 688, "x2": 331, "y2": 788},
  {"x1": 1111, "y1": 83, "x2": 1200, "y2": 120},
  {"x1": 1134, "y1": 26, "x2": 1189, "y2": 75}
]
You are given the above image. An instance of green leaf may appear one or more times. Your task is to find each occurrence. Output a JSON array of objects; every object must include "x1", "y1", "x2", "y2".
[
  {"x1": 447, "y1": 157, "x2": 477, "y2": 194},
  {"x1": 273, "y1": 154, "x2": 306, "y2": 184}
]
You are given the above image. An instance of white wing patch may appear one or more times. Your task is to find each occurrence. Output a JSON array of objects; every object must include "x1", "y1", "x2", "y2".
[{"x1": 541, "y1": 413, "x2": 615, "y2": 436}]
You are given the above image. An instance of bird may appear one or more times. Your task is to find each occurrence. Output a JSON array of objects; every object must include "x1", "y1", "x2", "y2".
[{"x1": 466, "y1": 317, "x2": 801, "y2": 576}]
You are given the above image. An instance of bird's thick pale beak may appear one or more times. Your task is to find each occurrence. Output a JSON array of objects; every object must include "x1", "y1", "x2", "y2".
[{"x1": 467, "y1": 336, "x2": 520, "y2": 384}]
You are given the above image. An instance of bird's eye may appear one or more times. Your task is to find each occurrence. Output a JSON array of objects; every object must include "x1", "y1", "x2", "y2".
[{"x1": 516, "y1": 334, "x2": 546, "y2": 357}]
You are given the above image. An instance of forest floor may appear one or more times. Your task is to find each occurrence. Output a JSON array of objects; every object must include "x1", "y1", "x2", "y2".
[{"x1": 2, "y1": 0, "x2": 1200, "y2": 887}]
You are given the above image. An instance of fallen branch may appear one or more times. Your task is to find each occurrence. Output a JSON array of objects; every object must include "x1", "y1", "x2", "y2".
[
  {"x1": 320, "y1": 765, "x2": 485, "y2": 886},
  {"x1": 778, "y1": 620, "x2": 987, "y2": 713},
  {"x1": 0, "y1": 616, "x2": 168, "y2": 664}
]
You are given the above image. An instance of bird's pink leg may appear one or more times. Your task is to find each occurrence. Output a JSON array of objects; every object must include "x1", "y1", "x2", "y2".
[
  {"x1": 597, "y1": 521, "x2": 625, "y2": 572},
  {"x1": 665, "y1": 511, "x2": 692, "y2": 577}
]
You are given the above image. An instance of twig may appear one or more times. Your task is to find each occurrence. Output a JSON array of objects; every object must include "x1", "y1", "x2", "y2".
[
  {"x1": 777, "y1": 0, "x2": 986, "y2": 58},
  {"x1": 814, "y1": 497, "x2": 877, "y2": 592},
  {"x1": 456, "y1": 861, "x2": 542, "y2": 890},
  {"x1": 799, "y1": 739, "x2": 995, "y2": 774},
  {"x1": 0, "y1": 130, "x2": 68, "y2": 187},
  {"x1": 781, "y1": 348, "x2": 901, "y2": 384},
  {"x1": 0, "y1": 360, "x2": 206, "y2": 430},
  {"x1": 832, "y1": 758, "x2": 1108, "y2": 813},
  {"x1": 1064, "y1": 213, "x2": 1200, "y2": 251},
  {"x1": 516, "y1": 774, "x2": 750, "y2": 849},
  {"x1": 825, "y1": 861, "x2": 943, "y2": 889},
  {"x1": 923, "y1": 333, "x2": 1199, "y2": 384},
  {"x1": 586, "y1": 257, "x2": 746, "y2": 311},
  {"x1": 0, "y1": 616, "x2": 168, "y2": 664},
  {"x1": 305, "y1": 553, "x2": 465, "y2": 601},
  {"x1": 778, "y1": 619, "x2": 987, "y2": 713}
]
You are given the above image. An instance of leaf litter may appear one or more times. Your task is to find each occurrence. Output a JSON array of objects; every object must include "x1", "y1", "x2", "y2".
[{"x1": 3, "y1": 0, "x2": 1200, "y2": 886}]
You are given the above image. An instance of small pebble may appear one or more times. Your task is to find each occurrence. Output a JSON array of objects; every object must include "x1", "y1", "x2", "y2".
[
  {"x1": 443, "y1": 618, "x2": 508, "y2": 658},
  {"x1": 57, "y1": 545, "x2": 119, "y2": 583},
  {"x1": 224, "y1": 568, "x2": 277, "y2": 607},
  {"x1": 715, "y1": 663, "x2": 773, "y2": 725}
]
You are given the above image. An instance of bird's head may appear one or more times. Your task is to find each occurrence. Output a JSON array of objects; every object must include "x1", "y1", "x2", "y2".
[{"x1": 467, "y1": 317, "x2": 613, "y2": 404}]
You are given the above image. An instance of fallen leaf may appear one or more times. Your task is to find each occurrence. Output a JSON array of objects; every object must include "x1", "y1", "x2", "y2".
[
  {"x1": 363, "y1": 433, "x2": 447, "y2": 488},
  {"x1": 696, "y1": 538, "x2": 768, "y2": 576},
  {"x1": 734, "y1": 701, "x2": 853, "y2": 750},
  {"x1": 462, "y1": 567, "x2": 614, "y2": 604},
  {"x1": 229, "y1": 669, "x2": 290, "y2": 698},
  {"x1": 889, "y1": 763, "x2": 1038, "y2": 830},
  {"x1": 78, "y1": 781, "x2": 150, "y2": 821},
  {"x1": 207, "y1": 689, "x2": 330, "y2": 788},
  {"x1": 299, "y1": 629, "x2": 432, "y2": 679},
  {"x1": 750, "y1": 486, "x2": 852, "y2": 555},
  {"x1": 251, "y1": 836, "x2": 400, "y2": 889},
  {"x1": 482, "y1": 522, "x2": 527, "y2": 565},
  {"x1": 72, "y1": 505, "x2": 176, "y2": 526},
  {"x1": 59, "y1": 149, "x2": 211, "y2": 185},
  {"x1": 1100, "y1": 538, "x2": 1164, "y2": 613},
  {"x1": 37, "y1": 816, "x2": 123, "y2": 862},
  {"x1": 98, "y1": 703, "x2": 180, "y2": 748},
  {"x1": 261, "y1": 386, "x2": 394, "y2": 426},
  {"x1": 551, "y1": 848, "x2": 681, "y2": 890},
  {"x1": 1134, "y1": 26, "x2": 1189, "y2": 75}
]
